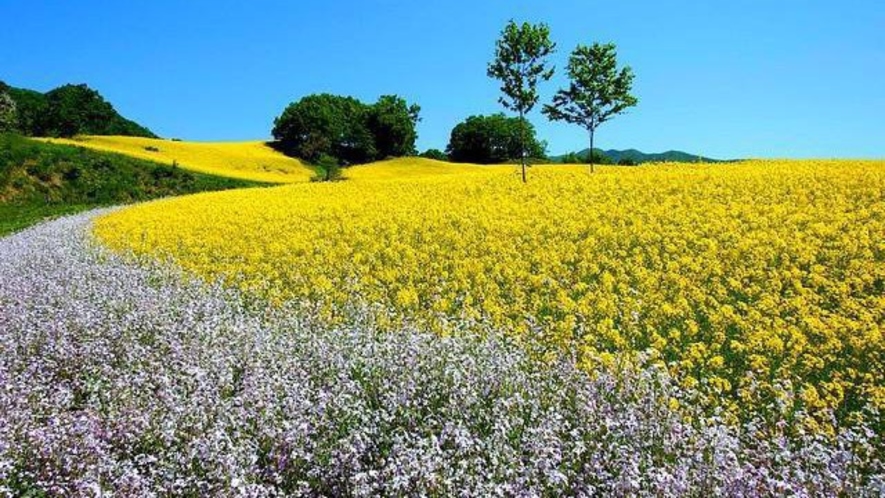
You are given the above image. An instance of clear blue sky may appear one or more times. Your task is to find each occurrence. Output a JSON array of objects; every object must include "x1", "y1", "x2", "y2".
[{"x1": 2, "y1": 0, "x2": 883, "y2": 158}]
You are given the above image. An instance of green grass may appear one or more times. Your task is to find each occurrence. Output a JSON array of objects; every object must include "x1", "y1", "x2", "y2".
[
  {"x1": 0, "y1": 203, "x2": 95, "y2": 237},
  {"x1": 0, "y1": 133, "x2": 265, "y2": 237}
]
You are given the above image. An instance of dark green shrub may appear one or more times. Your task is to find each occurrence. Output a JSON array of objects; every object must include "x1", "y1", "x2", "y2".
[{"x1": 419, "y1": 149, "x2": 448, "y2": 161}]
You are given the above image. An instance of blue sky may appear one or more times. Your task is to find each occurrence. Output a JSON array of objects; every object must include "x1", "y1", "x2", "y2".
[{"x1": 1, "y1": 0, "x2": 883, "y2": 158}]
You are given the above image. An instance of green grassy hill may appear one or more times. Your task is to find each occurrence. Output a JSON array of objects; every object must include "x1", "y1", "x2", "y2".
[{"x1": 0, "y1": 134, "x2": 262, "y2": 236}]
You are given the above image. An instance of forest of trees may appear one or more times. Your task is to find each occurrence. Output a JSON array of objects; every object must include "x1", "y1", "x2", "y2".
[{"x1": 0, "y1": 82, "x2": 156, "y2": 138}]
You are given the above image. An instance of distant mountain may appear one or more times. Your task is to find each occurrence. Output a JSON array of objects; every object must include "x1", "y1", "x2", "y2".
[
  {"x1": 0, "y1": 81, "x2": 156, "y2": 138},
  {"x1": 553, "y1": 148, "x2": 726, "y2": 164}
]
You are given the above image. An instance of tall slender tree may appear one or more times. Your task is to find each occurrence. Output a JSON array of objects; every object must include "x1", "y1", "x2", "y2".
[
  {"x1": 544, "y1": 43, "x2": 638, "y2": 173},
  {"x1": 488, "y1": 20, "x2": 556, "y2": 182}
]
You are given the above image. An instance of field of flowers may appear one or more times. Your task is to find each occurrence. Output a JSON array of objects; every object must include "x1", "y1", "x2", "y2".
[
  {"x1": 342, "y1": 157, "x2": 504, "y2": 181},
  {"x1": 37, "y1": 136, "x2": 315, "y2": 184},
  {"x1": 94, "y1": 160, "x2": 885, "y2": 429},
  {"x1": 1, "y1": 212, "x2": 882, "y2": 495}
]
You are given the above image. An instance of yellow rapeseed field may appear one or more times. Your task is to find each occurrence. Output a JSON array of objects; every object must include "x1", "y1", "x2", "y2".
[
  {"x1": 94, "y1": 160, "x2": 885, "y2": 423},
  {"x1": 37, "y1": 136, "x2": 315, "y2": 184},
  {"x1": 342, "y1": 157, "x2": 507, "y2": 181}
]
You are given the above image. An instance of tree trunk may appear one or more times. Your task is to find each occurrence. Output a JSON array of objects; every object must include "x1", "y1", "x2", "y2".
[
  {"x1": 589, "y1": 128, "x2": 595, "y2": 174},
  {"x1": 519, "y1": 110, "x2": 527, "y2": 183}
]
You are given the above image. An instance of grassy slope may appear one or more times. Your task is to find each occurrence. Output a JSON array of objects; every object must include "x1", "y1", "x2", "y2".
[
  {"x1": 0, "y1": 202, "x2": 95, "y2": 237},
  {"x1": 1, "y1": 132, "x2": 512, "y2": 236},
  {"x1": 0, "y1": 134, "x2": 264, "y2": 236},
  {"x1": 35, "y1": 137, "x2": 499, "y2": 184},
  {"x1": 0, "y1": 133, "x2": 499, "y2": 235},
  {"x1": 37, "y1": 136, "x2": 316, "y2": 184}
]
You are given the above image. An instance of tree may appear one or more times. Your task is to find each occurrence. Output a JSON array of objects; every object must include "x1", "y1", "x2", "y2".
[
  {"x1": 487, "y1": 20, "x2": 556, "y2": 182},
  {"x1": 0, "y1": 91, "x2": 16, "y2": 133},
  {"x1": 368, "y1": 95, "x2": 421, "y2": 158},
  {"x1": 0, "y1": 81, "x2": 155, "y2": 138},
  {"x1": 272, "y1": 93, "x2": 421, "y2": 165},
  {"x1": 447, "y1": 114, "x2": 544, "y2": 164},
  {"x1": 272, "y1": 94, "x2": 376, "y2": 164},
  {"x1": 419, "y1": 148, "x2": 448, "y2": 161},
  {"x1": 543, "y1": 43, "x2": 638, "y2": 173},
  {"x1": 41, "y1": 84, "x2": 156, "y2": 138},
  {"x1": 559, "y1": 150, "x2": 612, "y2": 165},
  {"x1": 0, "y1": 82, "x2": 48, "y2": 136}
]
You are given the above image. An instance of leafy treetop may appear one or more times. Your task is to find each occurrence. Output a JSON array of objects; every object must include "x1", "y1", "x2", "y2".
[
  {"x1": 543, "y1": 43, "x2": 637, "y2": 172},
  {"x1": 487, "y1": 20, "x2": 556, "y2": 182},
  {"x1": 272, "y1": 94, "x2": 421, "y2": 166},
  {"x1": 447, "y1": 113, "x2": 545, "y2": 164},
  {"x1": 487, "y1": 21, "x2": 557, "y2": 116}
]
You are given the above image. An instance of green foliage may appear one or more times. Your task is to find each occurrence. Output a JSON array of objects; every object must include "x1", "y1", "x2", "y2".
[
  {"x1": 313, "y1": 154, "x2": 343, "y2": 182},
  {"x1": 43, "y1": 84, "x2": 157, "y2": 138},
  {"x1": 554, "y1": 148, "x2": 721, "y2": 165},
  {"x1": 368, "y1": 95, "x2": 421, "y2": 158},
  {"x1": 487, "y1": 21, "x2": 556, "y2": 117},
  {"x1": 543, "y1": 43, "x2": 638, "y2": 171},
  {"x1": 446, "y1": 114, "x2": 545, "y2": 164},
  {"x1": 559, "y1": 150, "x2": 613, "y2": 165},
  {"x1": 487, "y1": 20, "x2": 556, "y2": 181},
  {"x1": 272, "y1": 94, "x2": 420, "y2": 166},
  {"x1": 0, "y1": 133, "x2": 258, "y2": 236},
  {"x1": 0, "y1": 81, "x2": 156, "y2": 138},
  {"x1": 272, "y1": 94, "x2": 374, "y2": 164},
  {"x1": 0, "y1": 92, "x2": 16, "y2": 133},
  {"x1": 419, "y1": 148, "x2": 448, "y2": 161},
  {"x1": 0, "y1": 83, "x2": 46, "y2": 135}
]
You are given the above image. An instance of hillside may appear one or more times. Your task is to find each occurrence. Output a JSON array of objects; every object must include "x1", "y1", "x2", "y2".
[
  {"x1": 342, "y1": 157, "x2": 498, "y2": 181},
  {"x1": 555, "y1": 148, "x2": 724, "y2": 164},
  {"x1": 0, "y1": 134, "x2": 261, "y2": 235},
  {"x1": 0, "y1": 81, "x2": 156, "y2": 138},
  {"x1": 38, "y1": 136, "x2": 316, "y2": 184}
]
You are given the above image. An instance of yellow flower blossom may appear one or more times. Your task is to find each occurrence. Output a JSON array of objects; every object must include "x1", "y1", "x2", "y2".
[{"x1": 94, "y1": 159, "x2": 885, "y2": 423}]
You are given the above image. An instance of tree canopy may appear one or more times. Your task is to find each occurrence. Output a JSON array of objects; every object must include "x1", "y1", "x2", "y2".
[
  {"x1": 0, "y1": 81, "x2": 156, "y2": 138},
  {"x1": 0, "y1": 91, "x2": 16, "y2": 133},
  {"x1": 543, "y1": 43, "x2": 637, "y2": 172},
  {"x1": 272, "y1": 94, "x2": 421, "y2": 165},
  {"x1": 487, "y1": 20, "x2": 556, "y2": 181},
  {"x1": 419, "y1": 148, "x2": 448, "y2": 161},
  {"x1": 368, "y1": 95, "x2": 421, "y2": 159},
  {"x1": 446, "y1": 114, "x2": 545, "y2": 164},
  {"x1": 272, "y1": 94, "x2": 375, "y2": 164}
]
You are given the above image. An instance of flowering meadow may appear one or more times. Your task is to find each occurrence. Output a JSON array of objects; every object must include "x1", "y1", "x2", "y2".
[
  {"x1": 95, "y1": 160, "x2": 885, "y2": 430},
  {"x1": 1, "y1": 211, "x2": 883, "y2": 496},
  {"x1": 38, "y1": 136, "x2": 315, "y2": 184}
]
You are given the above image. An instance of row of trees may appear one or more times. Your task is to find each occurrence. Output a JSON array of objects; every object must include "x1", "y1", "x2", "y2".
[
  {"x1": 0, "y1": 82, "x2": 156, "y2": 138},
  {"x1": 273, "y1": 20, "x2": 638, "y2": 178},
  {"x1": 488, "y1": 21, "x2": 638, "y2": 179},
  {"x1": 271, "y1": 94, "x2": 420, "y2": 166}
]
